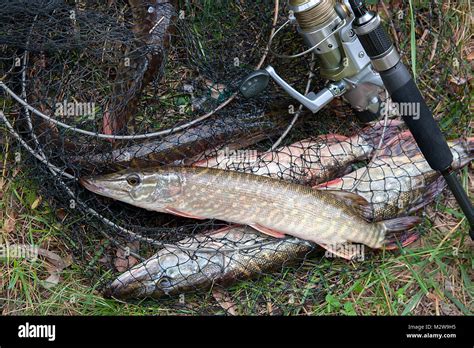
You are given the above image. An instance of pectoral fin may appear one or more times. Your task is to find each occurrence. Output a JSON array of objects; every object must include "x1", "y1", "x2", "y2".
[
  {"x1": 250, "y1": 224, "x2": 286, "y2": 239},
  {"x1": 165, "y1": 207, "x2": 207, "y2": 220}
]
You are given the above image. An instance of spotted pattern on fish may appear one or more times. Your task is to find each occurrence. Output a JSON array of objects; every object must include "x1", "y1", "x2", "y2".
[
  {"x1": 81, "y1": 166, "x2": 410, "y2": 249},
  {"x1": 104, "y1": 226, "x2": 314, "y2": 299}
]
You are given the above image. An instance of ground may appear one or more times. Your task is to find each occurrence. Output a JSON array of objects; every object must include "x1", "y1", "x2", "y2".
[{"x1": 0, "y1": 0, "x2": 472, "y2": 315}]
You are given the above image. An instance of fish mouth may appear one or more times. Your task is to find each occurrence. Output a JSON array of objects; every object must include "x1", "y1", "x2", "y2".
[
  {"x1": 79, "y1": 177, "x2": 105, "y2": 194},
  {"x1": 104, "y1": 277, "x2": 153, "y2": 299},
  {"x1": 79, "y1": 176, "x2": 129, "y2": 199}
]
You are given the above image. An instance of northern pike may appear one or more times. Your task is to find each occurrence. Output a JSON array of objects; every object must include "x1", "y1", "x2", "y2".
[
  {"x1": 80, "y1": 166, "x2": 421, "y2": 257},
  {"x1": 193, "y1": 119, "x2": 404, "y2": 185},
  {"x1": 76, "y1": 110, "x2": 293, "y2": 172},
  {"x1": 316, "y1": 132, "x2": 474, "y2": 221},
  {"x1": 101, "y1": 132, "x2": 472, "y2": 300},
  {"x1": 104, "y1": 226, "x2": 314, "y2": 299}
]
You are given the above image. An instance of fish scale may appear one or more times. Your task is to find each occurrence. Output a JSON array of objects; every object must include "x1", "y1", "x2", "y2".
[
  {"x1": 81, "y1": 166, "x2": 416, "y2": 250},
  {"x1": 318, "y1": 135, "x2": 473, "y2": 221},
  {"x1": 194, "y1": 120, "x2": 405, "y2": 185},
  {"x1": 99, "y1": 135, "x2": 473, "y2": 300},
  {"x1": 104, "y1": 226, "x2": 314, "y2": 299}
]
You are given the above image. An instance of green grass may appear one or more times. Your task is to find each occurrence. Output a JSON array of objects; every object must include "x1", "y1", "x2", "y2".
[{"x1": 0, "y1": 0, "x2": 473, "y2": 315}]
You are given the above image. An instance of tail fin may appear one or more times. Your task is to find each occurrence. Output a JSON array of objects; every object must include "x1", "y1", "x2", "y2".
[
  {"x1": 449, "y1": 137, "x2": 474, "y2": 169},
  {"x1": 380, "y1": 216, "x2": 422, "y2": 249},
  {"x1": 406, "y1": 177, "x2": 446, "y2": 215},
  {"x1": 360, "y1": 119, "x2": 404, "y2": 147},
  {"x1": 383, "y1": 216, "x2": 422, "y2": 232},
  {"x1": 465, "y1": 137, "x2": 474, "y2": 155},
  {"x1": 379, "y1": 131, "x2": 420, "y2": 158},
  {"x1": 384, "y1": 230, "x2": 421, "y2": 250}
]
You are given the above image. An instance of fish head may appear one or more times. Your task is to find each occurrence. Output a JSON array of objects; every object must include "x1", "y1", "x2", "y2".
[
  {"x1": 80, "y1": 168, "x2": 184, "y2": 209},
  {"x1": 104, "y1": 245, "x2": 224, "y2": 299}
]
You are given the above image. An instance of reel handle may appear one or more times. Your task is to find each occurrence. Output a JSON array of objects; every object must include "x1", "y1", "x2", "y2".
[{"x1": 240, "y1": 66, "x2": 347, "y2": 114}]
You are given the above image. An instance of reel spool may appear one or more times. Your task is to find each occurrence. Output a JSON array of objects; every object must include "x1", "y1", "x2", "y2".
[{"x1": 290, "y1": 0, "x2": 347, "y2": 76}]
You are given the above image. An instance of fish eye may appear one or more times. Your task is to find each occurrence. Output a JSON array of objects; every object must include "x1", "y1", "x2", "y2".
[
  {"x1": 126, "y1": 174, "x2": 141, "y2": 186},
  {"x1": 156, "y1": 276, "x2": 172, "y2": 288}
]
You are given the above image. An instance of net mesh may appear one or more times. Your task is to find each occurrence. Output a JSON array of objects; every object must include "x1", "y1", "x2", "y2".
[{"x1": 0, "y1": 0, "x2": 471, "y2": 313}]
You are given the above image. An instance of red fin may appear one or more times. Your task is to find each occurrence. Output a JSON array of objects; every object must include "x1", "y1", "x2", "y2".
[
  {"x1": 315, "y1": 177, "x2": 343, "y2": 189},
  {"x1": 318, "y1": 243, "x2": 359, "y2": 261},
  {"x1": 406, "y1": 177, "x2": 446, "y2": 215},
  {"x1": 384, "y1": 230, "x2": 421, "y2": 250},
  {"x1": 165, "y1": 207, "x2": 207, "y2": 220},
  {"x1": 191, "y1": 159, "x2": 207, "y2": 167},
  {"x1": 250, "y1": 224, "x2": 286, "y2": 239},
  {"x1": 102, "y1": 110, "x2": 114, "y2": 143},
  {"x1": 317, "y1": 134, "x2": 350, "y2": 144}
]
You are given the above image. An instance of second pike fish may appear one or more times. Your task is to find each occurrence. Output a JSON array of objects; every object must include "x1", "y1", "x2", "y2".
[
  {"x1": 81, "y1": 166, "x2": 420, "y2": 258},
  {"x1": 194, "y1": 120, "x2": 404, "y2": 185},
  {"x1": 104, "y1": 226, "x2": 313, "y2": 299},
  {"x1": 317, "y1": 131, "x2": 474, "y2": 221},
  {"x1": 76, "y1": 110, "x2": 290, "y2": 172}
]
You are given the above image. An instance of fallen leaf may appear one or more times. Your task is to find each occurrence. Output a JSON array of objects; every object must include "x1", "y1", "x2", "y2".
[
  {"x1": 2, "y1": 213, "x2": 16, "y2": 234},
  {"x1": 114, "y1": 241, "x2": 140, "y2": 272},
  {"x1": 55, "y1": 208, "x2": 68, "y2": 221},
  {"x1": 467, "y1": 51, "x2": 474, "y2": 61},
  {"x1": 212, "y1": 287, "x2": 238, "y2": 316},
  {"x1": 204, "y1": 79, "x2": 227, "y2": 100},
  {"x1": 449, "y1": 76, "x2": 467, "y2": 85},
  {"x1": 37, "y1": 248, "x2": 71, "y2": 289},
  {"x1": 12, "y1": 167, "x2": 20, "y2": 178},
  {"x1": 31, "y1": 196, "x2": 42, "y2": 210}
]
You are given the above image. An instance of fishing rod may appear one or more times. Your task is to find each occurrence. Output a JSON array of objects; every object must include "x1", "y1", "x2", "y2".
[
  {"x1": 240, "y1": 0, "x2": 473, "y2": 239},
  {"x1": 347, "y1": 0, "x2": 474, "y2": 239}
]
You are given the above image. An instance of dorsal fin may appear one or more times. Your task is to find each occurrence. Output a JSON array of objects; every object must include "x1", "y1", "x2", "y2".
[{"x1": 324, "y1": 190, "x2": 373, "y2": 221}]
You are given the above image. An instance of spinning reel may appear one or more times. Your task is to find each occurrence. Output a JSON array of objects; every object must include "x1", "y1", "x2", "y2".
[{"x1": 240, "y1": 0, "x2": 385, "y2": 122}]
